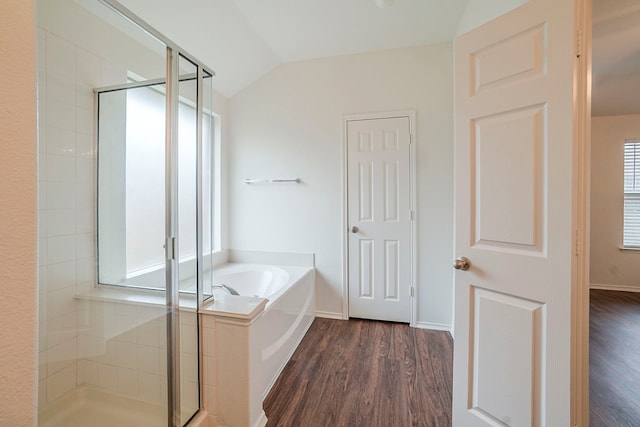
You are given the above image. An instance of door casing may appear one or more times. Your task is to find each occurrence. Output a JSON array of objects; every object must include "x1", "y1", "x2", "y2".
[{"x1": 341, "y1": 111, "x2": 417, "y2": 326}]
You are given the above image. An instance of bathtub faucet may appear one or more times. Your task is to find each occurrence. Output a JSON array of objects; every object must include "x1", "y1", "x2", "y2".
[{"x1": 211, "y1": 284, "x2": 240, "y2": 296}]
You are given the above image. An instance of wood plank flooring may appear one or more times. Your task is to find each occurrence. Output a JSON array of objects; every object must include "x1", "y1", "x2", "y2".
[
  {"x1": 590, "y1": 289, "x2": 640, "y2": 427},
  {"x1": 263, "y1": 318, "x2": 453, "y2": 427},
  {"x1": 262, "y1": 291, "x2": 640, "y2": 427}
]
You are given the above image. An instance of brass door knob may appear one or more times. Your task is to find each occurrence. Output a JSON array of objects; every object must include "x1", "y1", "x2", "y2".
[{"x1": 453, "y1": 257, "x2": 471, "y2": 271}]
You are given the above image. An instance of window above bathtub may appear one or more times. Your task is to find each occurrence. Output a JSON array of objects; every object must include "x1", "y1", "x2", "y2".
[{"x1": 96, "y1": 71, "x2": 222, "y2": 291}]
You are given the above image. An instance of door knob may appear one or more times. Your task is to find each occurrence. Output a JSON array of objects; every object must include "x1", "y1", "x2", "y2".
[
  {"x1": 351, "y1": 226, "x2": 359, "y2": 233},
  {"x1": 453, "y1": 256, "x2": 471, "y2": 271}
]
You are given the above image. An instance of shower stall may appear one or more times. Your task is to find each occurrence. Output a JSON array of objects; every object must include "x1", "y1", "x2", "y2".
[{"x1": 37, "y1": 0, "x2": 218, "y2": 425}]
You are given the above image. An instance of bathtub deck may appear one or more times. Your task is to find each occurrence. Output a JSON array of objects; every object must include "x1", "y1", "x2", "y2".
[{"x1": 263, "y1": 318, "x2": 453, "y2": 427}]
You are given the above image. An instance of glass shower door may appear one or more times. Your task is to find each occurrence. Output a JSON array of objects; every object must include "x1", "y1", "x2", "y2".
[
  {"x1": 176, "y1": 54, "x2": 199, "y2": 425},
  {"x1": 96, "y1": 81, "x2": 170, "y2": 423},
  {"x1": 37, "y1": 1, "x2": 215, "y2": 425},
  {"x1": 174, "y1": 53, "x2": 216, "y2": 425}
]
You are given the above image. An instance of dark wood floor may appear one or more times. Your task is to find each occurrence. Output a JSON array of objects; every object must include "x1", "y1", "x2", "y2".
[
  {"x1": 262, "y1": 291, "x2": 640, "y2": 426},
  {"x1": 590, "y1": 289, "x2": 640, "y2": 427},
  {"x1": 263, "y1": 318, "x2": 453, "y2": 427}
]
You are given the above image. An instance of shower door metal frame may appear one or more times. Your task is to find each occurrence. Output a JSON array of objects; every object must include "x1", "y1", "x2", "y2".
[
  {"x1": 165, "y1": 46, "x2": 182, "y2": 427},
  {"x1": 195, "y1": 65, "x2": 206, "y2": 311},
  {"x1": 95, "y1": 1, "x2": 215, "y2": 426}
]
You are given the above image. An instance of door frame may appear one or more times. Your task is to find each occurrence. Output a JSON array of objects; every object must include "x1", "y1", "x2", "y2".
[
  {"x1": 573, "y1": 0, "x2": 592, "y2": 425},
  {"x1": 341, "y1": 111, "x2": 417, "y2": 326}
]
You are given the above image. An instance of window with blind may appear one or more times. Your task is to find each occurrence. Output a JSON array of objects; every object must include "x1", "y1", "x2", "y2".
[{"x1": 624, "y1": 140, "x2": 640, "y2": 248}]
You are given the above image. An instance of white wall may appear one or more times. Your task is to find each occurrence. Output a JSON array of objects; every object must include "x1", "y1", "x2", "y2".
[
  {"x1": 0, "y1": 0, "x2": 38, "y2": 425},
  {"x1": 228, "y1": 44, "x2": 454, "y2": 328},
  {"x1": 591, "y1": 114, "x2": 640, "y2": 290},
  {"x1": 455, "y1": 0, "x2": 528, "y2": 36},
  {"x1": 215, "y1": 89, "x2": 230, "y2": 251}
]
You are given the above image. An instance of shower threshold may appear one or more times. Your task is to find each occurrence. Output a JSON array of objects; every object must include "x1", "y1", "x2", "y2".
[{"x1": 38, "y1": 386, "x2": 166, "y2": 427}]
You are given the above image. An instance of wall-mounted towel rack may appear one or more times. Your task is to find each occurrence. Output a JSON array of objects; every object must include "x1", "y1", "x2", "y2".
[{"x1": 244, "y1": 178, "x2": 301, "y2": 184}]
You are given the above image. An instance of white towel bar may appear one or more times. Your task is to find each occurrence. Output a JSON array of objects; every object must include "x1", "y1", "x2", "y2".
[{"x1": 243, "y1": 178, "x2": 300, "y2": 184}]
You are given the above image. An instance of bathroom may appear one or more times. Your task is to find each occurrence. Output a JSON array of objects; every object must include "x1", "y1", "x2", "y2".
[
  {"x1": 6, "y1": 0, "x2": 623, "y2": 425},
  {"x1": 2, "y1": 0, "x2": 490, "y2": 425}
]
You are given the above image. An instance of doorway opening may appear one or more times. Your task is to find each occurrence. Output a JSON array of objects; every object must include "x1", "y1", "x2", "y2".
[{"x1": 589, "y1": 1, "x2": 640, "y2": 424}]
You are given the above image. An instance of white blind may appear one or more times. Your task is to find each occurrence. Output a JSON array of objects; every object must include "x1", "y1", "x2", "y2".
[{"x1": 624, "y1": 141, "x2": 640, "y2": 247}]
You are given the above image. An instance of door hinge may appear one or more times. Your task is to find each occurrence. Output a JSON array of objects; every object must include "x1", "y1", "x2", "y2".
[
  {"x1": 410, "y1": 286, "x2": 415, "y2": 297},
  {"x1": 165, "y1": 237, "x2": 176, "y2": 260},
  {"x1": 410, "y1": 210, "x2": 415, "y2": 221},
  {"x1": 576, "y1": 29, "x2": 583, "y2": 58},
  {"x1": 575, "y1": 229, "x2": 581, "y2": 256},
  {"x1": 409, "y1": 133, "x2": 412, "y2": 145}
]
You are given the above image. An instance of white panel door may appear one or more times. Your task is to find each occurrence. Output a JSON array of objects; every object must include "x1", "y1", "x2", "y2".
[
  {"x1": 347, "y1": 116, "x2": 411, "y2": 323},
  {"x1": 453, "y1": 0, "x2": 578, "y2": 426}
]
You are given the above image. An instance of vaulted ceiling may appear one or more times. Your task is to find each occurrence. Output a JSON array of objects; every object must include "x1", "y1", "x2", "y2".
[
  {"x1": 109, "y1": 0, "x2": 638, "y2": 116},
  {"x1": 117, "y1": 0, "x2": 469, "y2": 97}
]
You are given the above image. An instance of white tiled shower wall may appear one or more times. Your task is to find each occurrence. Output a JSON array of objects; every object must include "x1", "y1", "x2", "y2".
[
  {"x1": 38, "y1": 28, "x2": 201, "y2": 416},
  {"x1": 75, "y1": 300, "x2": 199, "y2": 412},
  {"x1": 37, "y1": 28, "x2": 127, "y2": 407}
]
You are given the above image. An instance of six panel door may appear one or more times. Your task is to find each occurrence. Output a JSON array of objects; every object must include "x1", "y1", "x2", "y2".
[
  {"x1": 347, "y1": 116, "x2": 412, "y2": 323},
  {"x1": 453, "y1": 0, "x2": 578, "y2": 425}
]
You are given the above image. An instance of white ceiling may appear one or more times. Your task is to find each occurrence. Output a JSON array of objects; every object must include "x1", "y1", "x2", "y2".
[
  {"x1": 114, "y1": 0, "x2": 637, "y2": 115},
  {"x1": 118, "y1": 0, "x2": 469, "y2": 97},
  {"x1": 231, "y1": 0, "x2": 468, "y2": 63},
  {"x1": 592, "y1": 0, "x2": 640, "y2": 116}
]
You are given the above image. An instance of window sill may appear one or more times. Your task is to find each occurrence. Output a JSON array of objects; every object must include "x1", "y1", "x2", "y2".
[{"x1": 619, "y1": 246, "x2": 640, "y2": 253}]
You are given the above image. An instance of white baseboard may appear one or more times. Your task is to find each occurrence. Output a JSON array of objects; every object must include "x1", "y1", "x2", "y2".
[
  {"x1": 316, "y1": 310, "x2": 344, "y2": 320},
  {"x1": 414, "y1": 321, "x2": 452, "y2": 332},
  {"x1": 590, "y1": 283, "x2": 640, "y2": 293},
  {"x1": 253, "y1": 411, "x2": 268, "y2": 427},
  {"x1": 315, "y1": 312, "x2": 453, "y2": 331}
]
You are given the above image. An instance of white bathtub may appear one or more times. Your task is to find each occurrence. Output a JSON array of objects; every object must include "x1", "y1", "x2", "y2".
[
  {"x1": 200, "y1": 262, "x2": 315, "y2": 427},
  {"x1": 209, "y1": 263, "x2": 291, "y2": 300}
]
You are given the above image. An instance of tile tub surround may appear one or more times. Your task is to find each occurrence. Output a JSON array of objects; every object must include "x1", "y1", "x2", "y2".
[{"x1": 200, "y1": 263, "x2": 315, "y2": 427}]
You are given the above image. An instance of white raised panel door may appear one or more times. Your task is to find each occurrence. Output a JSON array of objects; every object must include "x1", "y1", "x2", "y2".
[
  {"x1": 453, "y1": 0, "x2": 578, "y2": 426},
  {"x1": 347, "y1": 117, "x2": 411, "y2": 323}
]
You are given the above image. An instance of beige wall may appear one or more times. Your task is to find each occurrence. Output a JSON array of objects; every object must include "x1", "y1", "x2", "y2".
[
  {"x1": 591, "y1": 114, "x2": 640, "y2": 290},
  {"x1": 229, "y1": 43, "x2": 454, "y2": 329},
  {"x1": 0, "y1": 1, "x2": 38, "y2": 425}
]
